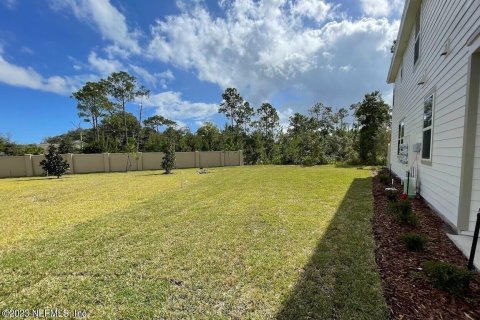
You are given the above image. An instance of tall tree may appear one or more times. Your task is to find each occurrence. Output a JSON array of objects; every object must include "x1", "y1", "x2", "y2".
[
  {"x1": 196, "y1": 122, "x2": 221, "y2": 151},
  {"x1": 255, "y1": 103, "x2": 280, "y2": 139},
  {"x1": 219, "y1": 87, "x2": 244, "y2": 127},
  {"x1": 235, "y1": 101, "x2": 254, "y2": 132},
  {"x1": 72, "y1": 81, "x2": 111, "y2": 142},
  {"x1": 136, "y1": 85, "x2": 150, "y2": 151},
  {"x1": 102, "y1": 71, "x2": 139, "y2": 145},
  {"x1": 352, "y1": 91, "x2": 391, "y2": 164},
  {"x1": 143, "y1": 115, "x2": 176, "y2": 133},
  {"x1": 336, "y1": 107, "x2": 349, "y2": 130}
]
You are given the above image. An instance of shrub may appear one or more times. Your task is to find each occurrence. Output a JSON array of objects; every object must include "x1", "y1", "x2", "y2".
[
  {"x1": 378, "y1": 167, "x2": 389, "y2": 175},
  {"x1": 385, "y1": 188, "x2": 398, "y2": 202},
  {"x1": 40, "y1": 144, "x2": 70, "y2": 178},
  {"x1": 161, "y1": 143, "x2": 176, "y2": 174},
  {"x1": 400, "y1": 233, "x2": 428, "y2": 251},
  {"x1": 424, "y1": 261, "x2": 473, "y2": 296},
  {"x1": 379, "y1": 173, "x2": 389, "y2": 185},
  {"x1": 395, "y1": 199, "x2": 418, "y2": 226},
  {"x1": 58, "y1": 138, "x2": 74, "y2": 154},
  {"x1": 301, "y1": 156, "x2": 316, "y2": 167},
  {"x1": 83, "y1": 141, "x2": 104, "y2": 154}
]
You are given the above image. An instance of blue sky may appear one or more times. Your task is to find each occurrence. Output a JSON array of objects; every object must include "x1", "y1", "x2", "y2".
[{"x1": 0, "y1": 0, "x2": 402, "y2": 143}]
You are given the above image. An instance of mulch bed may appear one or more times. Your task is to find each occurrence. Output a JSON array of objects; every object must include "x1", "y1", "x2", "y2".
[{"x1": 372, "y1": 171, "x2": 480, "y2": 319}]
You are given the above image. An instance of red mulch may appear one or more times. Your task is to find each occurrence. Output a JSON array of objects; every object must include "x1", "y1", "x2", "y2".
[{"x1": 372, "y1": 172, "x2": 480, "y2": 319}]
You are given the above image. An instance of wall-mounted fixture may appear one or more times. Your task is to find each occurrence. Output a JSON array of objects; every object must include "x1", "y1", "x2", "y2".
[
  {"x1": 440, "y1": 38, "x2": 451, "y2": 56},
  {"x1": 417, "y1": 72, "x2": 427, "y2": 85}
]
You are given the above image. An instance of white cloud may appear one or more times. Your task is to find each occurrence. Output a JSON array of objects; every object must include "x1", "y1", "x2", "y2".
[
  {"x1": 128, "y1": 65, "x2": 175, "y2": 89},
  {"x1": 49, "y1": 0, "x2": 140, "y2": 54},
  {"x1": 278, "y1": 107, "x2": 294, "y2": 132},
  {"x1": 2, "y1": 0, "x2": 16, "y2": 10},
  {"x1": 20, "y1": 46, "x2": 34, "y2": 55},
  {"x1": 147, "y1": 91, "x2": 218, "y2": 120},
  {"x1": 147, "y1": 1, "x2": 399, "y2": 113},
  {"x1": 129, "y1": 64, "x2": 157, "y2": 87},
  {"x1": 0, "y1": 54, "x2": 91, "y2": 95},
  {"x1": 88, "y1": 51, "x2": 123, "y2": 75},
  {"x1": 360, "y1": 0, "x2": 404, "y2": 18},
  {"x1": 291, "y1": 0, "x2": 333, "y2": 22},
  {"x1": 156, "y1": 69, "x2": 175, "y2": 81}
]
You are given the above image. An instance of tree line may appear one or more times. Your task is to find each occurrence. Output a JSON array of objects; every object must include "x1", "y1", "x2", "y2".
[{"x1": 1, "y1": 71, "x2": 391, "y2": 165}]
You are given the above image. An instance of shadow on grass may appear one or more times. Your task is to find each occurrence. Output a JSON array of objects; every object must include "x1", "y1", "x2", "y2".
[
  {"x1": 10, "y1": 176, "x2": 73, "y2": 182},
  {"x1": 275, "y1": 177, "x2": 389, "y2": 319}
]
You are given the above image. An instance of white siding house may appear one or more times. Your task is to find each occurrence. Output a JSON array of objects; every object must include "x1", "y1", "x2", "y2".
[{"x1": 387, "y1": 0, "x2": 480, "y2": 233}]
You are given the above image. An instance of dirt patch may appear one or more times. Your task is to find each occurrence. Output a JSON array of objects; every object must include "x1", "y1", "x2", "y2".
[{"x1": 372, "y1": 172, "x2": 480, "y2": 319}]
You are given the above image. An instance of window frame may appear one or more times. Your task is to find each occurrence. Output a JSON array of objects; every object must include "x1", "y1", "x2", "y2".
[
  {"x1": 414, "y1": 10, "x2": 421, "y2": 66},
  {"x1": 397, "y1": 119, "x2": 405, "y2": 156},
  {"x1": 421, "y1": 94, "x2": 434, "y2": 163}
]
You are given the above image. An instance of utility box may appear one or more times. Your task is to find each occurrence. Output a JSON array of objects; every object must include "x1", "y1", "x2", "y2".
[
  {"x1": 403, "y1": 177, "x2": 416, "y2": 197},
  {"x1": 413, "y1": 142, "x2": 422, "y2": 153}
]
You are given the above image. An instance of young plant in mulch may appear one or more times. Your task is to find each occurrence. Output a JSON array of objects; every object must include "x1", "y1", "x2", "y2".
[
  {"x1": 423, "y1": 261, "x2": 473, "y2": 296},
  {"x1": 385, "y1": 188, "x2": 399, "y2": 202},
  {"x1": 378, "y1": 173, "x2": 389, "y2": 185},
  {"x1": 40, "y1": 144, "x2": 70, "y2": 178},
  {"x1": 394, "y1": 196, "x2": 418, "y2": 226},
  {"x1": 400, "y1": 232, "x2": 428, "y2": 251}
]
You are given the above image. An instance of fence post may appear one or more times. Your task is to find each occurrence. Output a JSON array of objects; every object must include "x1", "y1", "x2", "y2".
[
  {"x1": 137, "y1": 152, "x2": 143, "y2": 171},
  {"x1": 468, "y1": 209, "x2": 480, "y2": 270},
  {"x1": 239, "y1": 150, "x2": 244, "y2": 166},
  {"x1": 66, "y1": 154, "x2": 74, "y2": 174},
  {"x1": 195, "y1": 151, "x2": 200, "y2": 168},
  {"x1": 221, "y1": 152, "x2": 225, "y2": 167},
  {"x1": 103, "y1": 153, "x2": 110, "y2": 172},
  {"x1": 24, "y1": 154, "x2": 33, "y2": 177}
]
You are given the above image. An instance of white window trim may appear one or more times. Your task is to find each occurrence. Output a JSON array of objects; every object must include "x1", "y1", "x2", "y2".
[
  {"x1": 413, "y1": 7, "x2": 422, "y2": 70},
  {"x1": 421, "y1": 93, "x2": 434, "y2": 163},
  {"x1": 397, "y1": 118, "x2": 405, "y2": 155}
]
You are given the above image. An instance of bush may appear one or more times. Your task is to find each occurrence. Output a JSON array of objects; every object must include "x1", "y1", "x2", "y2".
[
  {"x1": 379, "y1": 173, "x2": 389, "y2": 185},
  {"x1": 424, "y1": 261, "x2": 473, "y2": 296},
  {"x1": 385, "y1": 188, "x2": 398, "y2": 202},
  {"x1": 83, "y1": 141, "x2": 104, "y2": 154},
  {"x1": 40, "y1": 144, "x2": 70, "y2": 178},
  {"x1": 400, "y1": 233, "x2": 428, "y2": 251},
  {"x1": 395, "y1": 199, "x2": 418, "y2": 226},
  {"x1": 161, "y1": 143, "x2": 176, "y2": 174},
  {"x1": 301, "y1": 156, "x2": 316, "y2": 167}
]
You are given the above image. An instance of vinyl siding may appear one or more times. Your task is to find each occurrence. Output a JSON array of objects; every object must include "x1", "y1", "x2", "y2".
[
  {"x1": 390, "y1": 0, "x2": 480, "y2": 229},
  {"x1": 471, "y1": 90, "x2": 480, "y2": 229}
]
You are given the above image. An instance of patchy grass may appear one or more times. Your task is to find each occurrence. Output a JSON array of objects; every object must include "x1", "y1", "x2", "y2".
[{"x1": 0, "y1": 166, "x2": 388, "y2": 319}]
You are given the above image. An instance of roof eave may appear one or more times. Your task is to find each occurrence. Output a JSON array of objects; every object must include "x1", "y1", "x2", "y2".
[{"x1": 387, "y1": 0, "x2": 422, "y2": 84}]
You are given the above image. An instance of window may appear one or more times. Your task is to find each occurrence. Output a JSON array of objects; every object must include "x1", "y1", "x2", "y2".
[
  {"x1": 422, "y1": 95, "x2": 434, "y2": 160},
  {"x1": 397, "y1": 119, "x2": 405, "y2": 155},
  {"x1": 414, "y1": 11, "x2": 421, "y2": 65}
]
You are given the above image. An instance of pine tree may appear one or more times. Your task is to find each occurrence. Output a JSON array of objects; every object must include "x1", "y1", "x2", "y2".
[
  {"x1": 40, "y1": 144, "x2": 70, "y2": 178},
  {"x1": 161, "y1": 143, "x2": 176, "y2": 174}
]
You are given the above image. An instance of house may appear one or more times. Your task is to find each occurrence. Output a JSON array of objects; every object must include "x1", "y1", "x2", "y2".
[{"x1": 387, "y1": 0, "x2": 480, "y2": 234}]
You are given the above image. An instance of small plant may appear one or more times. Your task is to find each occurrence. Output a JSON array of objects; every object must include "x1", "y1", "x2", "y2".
[
  {"x1": 400, "y1": 233, "x2": 428, "y2": 251},
  {"x1": 424, "y1": 261, "x2": 473, "y2": 296},
  {"x1": 378, "y1": 167, "x2": 389, "y2": 175},
  {"x1": 379, "y1": 173, "x2": 389, "y2": 185},
  {"x1": 385, "y1": 188, "x2": 398, "y2": 202},
  {"x1": 395, "y1": 199, "x2": 418, "y2": 226},
  {"x1": 40, "y1": 144, "x2": 70, "y2": 178},
  {"x1": 161, "y1": 143, "x2": 176, "y2": 174}
]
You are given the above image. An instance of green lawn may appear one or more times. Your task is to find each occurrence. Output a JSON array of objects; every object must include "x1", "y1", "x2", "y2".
[{"x1": 0, "y1": 166, "x2": 388, "y2": 319}]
